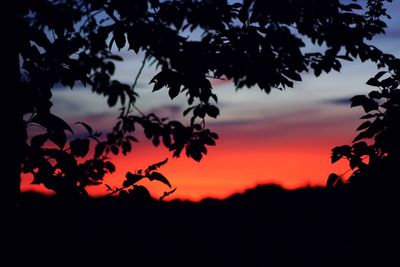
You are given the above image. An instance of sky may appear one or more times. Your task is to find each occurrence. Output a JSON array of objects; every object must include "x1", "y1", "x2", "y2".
[{"x1": 21, "y1": 2, "x2": 400, "y2": 201}]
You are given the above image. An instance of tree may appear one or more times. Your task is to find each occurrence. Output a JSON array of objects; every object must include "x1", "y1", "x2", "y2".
[
  {"x1": 16, "y1": 0, "x2": 396, "y2": 201},
  {"x1": 328, "y1": 60, "x2": 400, "y2": 190}
]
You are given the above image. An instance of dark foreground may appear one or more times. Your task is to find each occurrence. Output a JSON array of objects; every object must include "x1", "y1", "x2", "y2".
[{"x1": 14, "y1": 185, "x2": 399, "y2": 267}]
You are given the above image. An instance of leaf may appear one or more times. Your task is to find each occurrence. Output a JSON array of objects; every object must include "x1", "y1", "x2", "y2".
[
  {"x1": 105, "y1": 184, "x2": 112, "y2": 191},
  {"x1": 350, "y1": 157, "x2": 362, "y2": 169},
  {"x1": 356, "y1": 121, "x2": 372, "y2": 131},
  {"x1": 284, "y1": 71, "x2": 302, "y2": 81},
  {"x1": 31, "y1": 134, "x2": 49, "y2": 148},
  {"x1": 331, "y1": 145, "x2": 351, "y2": 163},
  {"x1": 152, "y1": 82, "x2": 165, "y2": 92},
  {"x1": 366, "y1": 77, "x2": 380, "y2": 87},
  {"x1": 106, "y1": 62, "x2": 115, "y2": 75},
  {"x1": 114, "y1": 29, "x2": 126, "y2": 50},
  {"x1": 152, "y1": 136, "x2": 160, "y2": 147},
  {"x1": 48, "y1": 130, "x2": 67, "y2": 149},
  {"x1": 353, "y1": 131, "x2": 369, "y2": 142},
  {"x1": 159, "y1": 187, "x2": 177, "y2": 201},
  {"x1": 360, "y1": 113, "x2": 378, "y2": 119},
  {"x1": 350, "y1": 95, "x2": 378, "y2": 112},
  {"x1": 108, "y1": 55, "x2": 123, "y2": 61},
  {"x1": 347, "y1": 3, "x2": 362, "y2": 10},
  {"x1": 352, "y1": 142, "x2": 369, "y2": 156},
  {"x1": 368, "y1": 91, "x2": 382, "y2": 99},
  {"x1": 231, "y1": 3, "x2": 242, "y2": 9},
  {"x1": 211, "y1": 93, "x2": 218, "y2": 103},
  {"x1": 206, "y1": 105, "x2": 220, "y2": 118},
  {"x1": 148, "y1": 171, "x2": 171, "y2": 187},
  {"x1": 122, "y1": 141, "x2": 132, "y2": 155},
  {"x1": 32, "y1": 113, "x2": 73, "y2": 133},
  {"x1": 104, "y1": 161, "x2": 116, "y2": 173},
  {"x1": 70, "y1": 138, "x2": 90, "y2": 158},
  {"x1": 107, "y1": 93, "x2": 118, "y2": 107},
  {"x1": 76, "y1": 122, "x2": 93, "y2": 135},
  {"x1": 146, "y1": 158, "x2": 168, "y2": 172},
  {"x1": 337, "y1": 55, "x2": 353, "y2": 61},
  {"x1": 327, "y1": 173, "x2": 340, "y2": 188},
  {"x1": 183, "y1": 106, "x2": 194, "y2": 116},
  {"x1": 123, "y1": 172, "x2": 145, "y2": 187},
  {"x1": 374, "y1": 71, "x2": 387, "y2": 80},
  {"x1": 94, "y1": 142, "x2": 106, "y2": 158},
  {"x1": 168, "y1": 84, "x2": 180, "y2": 99},
  {"x1": 111, "y1": 145, "x2": 119, "y2": 155}
]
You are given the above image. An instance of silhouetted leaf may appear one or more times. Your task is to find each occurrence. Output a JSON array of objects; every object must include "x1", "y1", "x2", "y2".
[
  {"x1": 33, "y1": 113, "x2": 73, "y2": 133},
  {"x1": 108, "y1": 93, "x2": 118, "y2": 107},
  {"x1": 95, "y1": 142, "x2": 106, "y2": 158},
  {"x1": 31, "y1": 134, "x2": 49, "y2": 148},
  {"x1": 360, "y1": 113, "x2": 378, "y2": 119},
  {"x1": 168, "y1": 85, "x2": 180, "y2": 99},
  {"x1": 146, "y1": 158, "x2": 168, "y2": 172},
  {"x1": 183, "y1": 106, "x2": 194, "y2": 116},
  {"x1": 70, "y1": 138, "x2": 90, "y2": 158},
  {"x1": 108, "y1": 55, "x2": 123, "y2": 61},
  {"x1": 123, "y1": 172, "x2": 144, "y2": 187},
  {"x1": 122, "y1": 141, "x2": 132, "y2": 155},
  {"x1": 374, "y1": 71, "x2": 387, "y2": 80},
  {"x1": 76, "y1": 122, "x2": 93, "y2": 135},
  {"x1": 206, "y1": 105, "x2": 220, "y2": 118},
  {"x1": 350, "y1": 95, "x2": 378, "y2": 112},
  {"x1": 352, "y1": 142, "x2": 369, "y2": 156},
  {"x1": 356, "y1": 121, "x2": 372, "y2": 131},
  {"x1": 159, "y1": 187, "x2": 177, "y2": 201},
  {"x1": 327, "y1": 173, "x2": 340, "y2": 188},
  {"x1": 111, "y1": 145, "x2": 119, "y2": 155},
  {"x1": 366, "y1": 77, "x2": 380, "y2": 87},
  {"x1": 152, "y1": 82, "x2": 165, "y2": 92},
  {"x1": 353, "y1": 131, "x2": 370, "y2": 142},
  {"x1": 114, "y1": 28, "x2": 126, "y2": 50},
  {"x1": 331, "y1": 145, "x2": 351, "y2": 163},
  {"x1": 105, "y1": 184, "x2": 112, "y2": 191},
  {"x1": 48, "y1": 130, "x2": 67, "y2": 149},
  {"x1": 104, "y1": 161, "x2": 116, "y2": 173},
  {"x1": 368, "y1": 91, "x2": 382, "y2": 99},
  {"x1": 148, "y1": 171, "x2": 171, "y2": 187},
  {"x1": 284, "y1": 71, "x2": 302, "y2": 81}
]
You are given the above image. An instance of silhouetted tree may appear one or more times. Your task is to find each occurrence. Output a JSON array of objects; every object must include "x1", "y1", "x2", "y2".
[
  {"x1": 16, "y1": 0, "x2": 396, "y2": 202},
  {"x1": 329, "y1": 59, "x2": 400, "y2": 190}
]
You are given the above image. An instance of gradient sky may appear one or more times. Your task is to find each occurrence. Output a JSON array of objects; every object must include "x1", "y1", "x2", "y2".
[{"x1": 22, "y1": 2, "x2": 400, "y2": 201}]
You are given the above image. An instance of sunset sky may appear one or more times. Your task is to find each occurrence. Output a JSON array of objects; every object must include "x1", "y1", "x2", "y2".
[{"x1": 22, "y1": 2, "x2": 400, "y2": 201}]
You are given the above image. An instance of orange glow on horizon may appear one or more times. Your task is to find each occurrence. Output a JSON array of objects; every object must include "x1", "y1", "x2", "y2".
[{"x1": 21, "y1": 129, "x2": 352, "y2": 201}]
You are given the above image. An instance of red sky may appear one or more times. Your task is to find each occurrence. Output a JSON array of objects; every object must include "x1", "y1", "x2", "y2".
[{"x1": 22, "y1": 104, "x2": 358, "y2": 201}]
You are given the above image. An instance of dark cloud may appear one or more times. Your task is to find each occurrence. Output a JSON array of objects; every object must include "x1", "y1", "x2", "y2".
[{"x1": 323, "y1": 97, "x2": 351, "y2": 106}]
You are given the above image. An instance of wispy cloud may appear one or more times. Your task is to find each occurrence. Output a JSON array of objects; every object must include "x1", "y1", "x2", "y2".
[{"x1": 323, "y1": 97, "x2": 351, "y2": 106}]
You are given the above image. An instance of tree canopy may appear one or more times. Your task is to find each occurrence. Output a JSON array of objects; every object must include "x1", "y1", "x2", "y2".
[{"x1": 16, "y1": 0, "x2": 397, "y2": 199}]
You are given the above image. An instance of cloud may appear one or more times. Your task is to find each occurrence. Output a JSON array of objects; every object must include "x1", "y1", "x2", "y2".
[
  {"x1": 147, "y1": 104, "x2": 183, "y2": 119},
  {"x1": 323, "y1": 97, "x2": 351, "y2": 106}
]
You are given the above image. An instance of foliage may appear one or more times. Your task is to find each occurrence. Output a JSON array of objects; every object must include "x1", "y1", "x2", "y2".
[
  {"x1": 17, "y1": 0, "x2": 395, "y2": 198},
  {"x1": 329, "y1": 58, "x2": 400, "y2": 189}
]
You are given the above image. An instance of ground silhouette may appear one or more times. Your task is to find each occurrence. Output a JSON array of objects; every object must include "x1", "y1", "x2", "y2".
[{"x1": 15, "y1": 183, "x2": 399, "y2": 267}]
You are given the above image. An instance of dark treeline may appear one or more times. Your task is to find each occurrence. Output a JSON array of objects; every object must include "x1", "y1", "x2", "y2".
[{"x1": 15, "y1": 184, "x2": 399, "y2": 267}]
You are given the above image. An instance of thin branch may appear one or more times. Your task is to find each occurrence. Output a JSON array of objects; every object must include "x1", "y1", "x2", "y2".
[
  {"x1": 124, "y1": 55, "x2": 148, "y2": 117},
  {"x1": 205, "y1": 75, "x2": 226, "y2": 80},
  {"x1": 133, "y1": 105, "x2": 146, "y2": 117},
  {"x1": 103, "y1": 184, "x2": 131, "y2": 197},
  {"x1": 131, "y1": 55, "x2": 147, "y2": 91}
]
